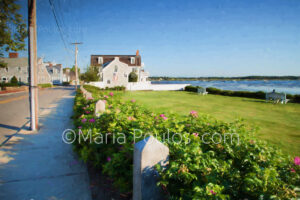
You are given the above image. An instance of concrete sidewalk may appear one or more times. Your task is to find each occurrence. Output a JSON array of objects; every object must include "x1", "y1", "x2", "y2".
[{"x1": 0, "y1": 91, "x2": 92, "y2": 200}]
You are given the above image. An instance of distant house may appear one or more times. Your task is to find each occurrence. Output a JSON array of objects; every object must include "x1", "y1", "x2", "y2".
[
  {"x1": 63, "y1": 68, "x2": 76, "y2": 84},
  {"x1": 90, "y1": 50, "x2": 149, "y2": 87},
  {"x1": 0, "y1": 52, "x2": 51, "y2": 84},
  {"x1": 45, "y1": 62, "x2": 63, "y2": 85}
]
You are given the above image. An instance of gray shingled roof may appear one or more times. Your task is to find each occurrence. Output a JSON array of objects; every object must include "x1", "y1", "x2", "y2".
[{"x1": 0, "y1": 57, "x2": 28, "y2": 67}]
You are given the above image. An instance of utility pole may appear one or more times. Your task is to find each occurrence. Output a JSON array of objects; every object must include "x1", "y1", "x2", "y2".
[
  {"x1": 28, "y1": 0, "x2": 38, "y2": 131},
  {"x1": 71, "y1": 42, "x2": 82, "y2": 90}
]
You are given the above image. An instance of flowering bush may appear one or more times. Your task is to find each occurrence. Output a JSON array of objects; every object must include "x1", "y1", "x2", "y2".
[{"x1": 73, "y1": 85, "x2": 300, "y2": 199}]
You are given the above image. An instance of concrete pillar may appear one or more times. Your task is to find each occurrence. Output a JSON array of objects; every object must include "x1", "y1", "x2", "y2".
[
  {"x1": 133, "y1": 136, "x2": 169, "y2": 200},
  {"x1": 94, "y1": 100, "x2": 105, "y2": 117}
]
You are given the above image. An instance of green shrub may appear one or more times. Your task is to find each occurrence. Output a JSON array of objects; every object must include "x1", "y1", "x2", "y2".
[
  {"x1": 10, "y1": 76, "x2": 18, "y2": 85},
  {"x1": 83, "y1": 84, "x2": 125, "y2": 92},
  {"x1": 0, "y1": 82, "x2": 20, "y2": 89},
  {"x1": 72, "y1": 85, "x2": 300, "y2": 199},
  {"x1": 128, "y1": 72, "x2": 138, "y2": 82},
  {"x1": 38, "y1": 83, "x2": 52, "y2": 88},
  {"x1": 184, "y1": 85, "x2": 206, "y2": 93},
  {"x1": 292, "y1": 95, "x2": 300, "y2": 103},
  {"x1": 62, "y1": 81, "x2": 70, "y2": 86}
]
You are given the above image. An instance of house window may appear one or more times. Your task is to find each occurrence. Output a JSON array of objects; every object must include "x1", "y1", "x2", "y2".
[
  {"x1": 18, "y1": 67, "x2": 21, "y2": 72},
  {"x1": 19, "y1": 77, "x2": 21, "y2": 82},
  {"x1": 124, "y1": 73, "x2": 127, "y2": 78},
  {"x1": 107, "y1": 80, "x2": 111, "y2": 84},
  {"x1": 5, "y1": 67, "x2": 8, "y2": 72},
  {"x1": 114, "y1": 65, "x2": 118, "y2": 72},
  {"x1": 98, "y1": 57, "x2": 103, "y2": 64},
  {"x1": 130, "y1": 57, "x2": 135, "y2": 64},
  {"x1": 1, "y1": 77, "x2": 7, "y2": 82},
  {"x1": 132, "y1": 68, "x2": 137, "y2": 73}
]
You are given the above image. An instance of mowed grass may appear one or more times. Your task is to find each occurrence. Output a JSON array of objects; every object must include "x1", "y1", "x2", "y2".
[{"x1": 123, "y1": 91, "x2": 300, "y2": 156}]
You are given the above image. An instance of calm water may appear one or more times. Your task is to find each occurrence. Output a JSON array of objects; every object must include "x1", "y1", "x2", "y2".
[{"x1": 151, "y1": 80, "x2": 300, "y2": 95}]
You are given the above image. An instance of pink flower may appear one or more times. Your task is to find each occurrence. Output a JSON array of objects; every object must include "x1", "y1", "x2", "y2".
[
  {"x1": 109, "y1": 92, "x2": 114, "y2": 97},
  {"x1": 103, "y1": 100, "x2": 107, "y2": 104},
  {"x1": 131, "y1": 99, "x2": 136, "y2": 103},
  {"x1": 78, "y1": 126, "x2": 82, "y2": 129},
  {"x1": 107, "y1": 157, "x2": 111, "y2": 162},
  {"x1": 128, "y1": 116, "x2": 134, "y2": 121},
  {"x1": 104, "y1": 95, "x2": 109, "y2": 99},
  {"x1": 89, "y1": 118, "x2": 95, "y2": 123},
  {"x1": 190, "y1": 110, "x2": 198, "y2": 118},
  {"x1": 192, "y1": 133, "x2": 199, "y2": 137},
  {"x1": 210, "y1": 190, "x2": 216, "y2": 195},
  {"x1": 159, "y1": 114, "x2": 167, "y2": 120},
  {"x1": 108, "y1": 105, "x2": 112, "y2": 108},
  {"x1": 159, "y1": 114, "x2": 166, "y2": 118},
  {"x1": 294, "y1": 157, "x2": 300, "y2": 166},
  {"x1": 291, "y1": 168, "x2": 296, "y2": 173},
  {"x1": 88, "y1": 97, "x2": 94, "y2": 100},
  {"x1": 85, "y1": 111, "x2": 90, "y2": 114},
  {"x1": 81, "y1": 118, "x2": 87, "y2": 123}
]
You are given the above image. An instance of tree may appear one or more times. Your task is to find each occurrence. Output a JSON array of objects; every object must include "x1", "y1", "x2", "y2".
[
  {"x1": 128, "y1": 72, "x2": 138, "y2": 82},
  {"x1": 0, "y1": 0, "x2": 27, "y2": 56},
  {"x1": 0, "y1": 0, "x2": 27, "y2": 68},
  {"x1": 71, "y1": 65, "x2": 80, "y2": 74},
  {"x1": 80, "y1": 66, "x2": 99, "y2": 82},
  {"x1": 10, "y1": 75, "x2": 18, "y2": 85}
]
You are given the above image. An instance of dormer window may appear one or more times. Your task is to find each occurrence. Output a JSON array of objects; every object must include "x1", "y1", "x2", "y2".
[
  {"x1": 98, "y1": 57, "x2": 103, "y2": 64},
  {"x1": 130, "y1": 57, "x2": 135, "y2": 64}
]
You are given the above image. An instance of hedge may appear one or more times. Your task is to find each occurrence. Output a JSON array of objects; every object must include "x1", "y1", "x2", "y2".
[
  {"x1": 38, "y1": 83, "x2": 53, "y2": 88},
  {"x1": 72, "y1": 85, "x2": 300, "y2": 199},
  {"x1": 0, "y1": 82, "x2": 20, "y2": 90},
  {"x1": 184, "y1": 85, "x2": 300, "y2": 103},
  {"x1": 84, "y1": 84, "x2": 126, "y2": 91}
]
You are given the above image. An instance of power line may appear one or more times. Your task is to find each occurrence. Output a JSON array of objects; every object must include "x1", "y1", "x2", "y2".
[{"x1": 48, "y1": 0, "x2": 73, "y2": 58}]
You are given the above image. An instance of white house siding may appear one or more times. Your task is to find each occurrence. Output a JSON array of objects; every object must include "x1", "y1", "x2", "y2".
[
  {"x1": 101, "y1": 57, "x2": 140, "y2": 87},
  {"x1": 46, "y1": 63, "x2": 63, "y2": 84},
  {"x1": 37, "y1": 58, "x2": 52, "y2": 84},
  {"x1": 0, "y1": 57, "x2": 51, "y2": 84}
]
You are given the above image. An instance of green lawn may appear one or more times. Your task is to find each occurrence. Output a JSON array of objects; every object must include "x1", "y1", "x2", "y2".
[{"x1": 124, "y1": 91, "x2": 300, "y2": 156}]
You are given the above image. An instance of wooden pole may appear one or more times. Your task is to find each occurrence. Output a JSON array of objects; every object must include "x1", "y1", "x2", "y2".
[
  {"x1": 28, "y1": 0, "x2": 38, "y2": 130},
  {"x1": 71, "y1": 42, "x2": 82, "y2": 90}
]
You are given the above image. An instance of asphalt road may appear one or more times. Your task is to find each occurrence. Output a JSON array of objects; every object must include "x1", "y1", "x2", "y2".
[{"x1": 0, "y1": 86, "x2": 75, "y2": 144}]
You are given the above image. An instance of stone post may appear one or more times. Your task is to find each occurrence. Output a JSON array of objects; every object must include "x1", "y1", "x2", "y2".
[
  {"x1": 95, "y1": 100, "x2": 105, "y2": 117},
  {"x1": 133, "y1": 136, "x2": 169, "y2": 200}
]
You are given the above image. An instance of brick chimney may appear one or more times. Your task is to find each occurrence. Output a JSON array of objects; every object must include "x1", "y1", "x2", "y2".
[
  {"x1": 9, "y1": 52, "x2": 18, "y2": 58},
  {"x1": 136, "y1": 50, "x2": 139, "y2": 56}
]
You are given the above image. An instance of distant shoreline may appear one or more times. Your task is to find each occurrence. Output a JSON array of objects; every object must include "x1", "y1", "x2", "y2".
[{"x1": 149, "y1": 76, "x2": 300, "y2": 81}]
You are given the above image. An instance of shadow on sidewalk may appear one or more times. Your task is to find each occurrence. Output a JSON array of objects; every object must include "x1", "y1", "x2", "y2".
[{"x1": 0, "y1": 90, "x2": 92, "y2": 200}]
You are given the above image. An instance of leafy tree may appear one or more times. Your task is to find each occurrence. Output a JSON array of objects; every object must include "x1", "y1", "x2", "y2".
[
  {"x1": 80, "y1": 65, "x2": 99, "y2": 82},
  {"x1": 10, "y1": 75, "x2": 18, "y2": 85},
  {"x1": 0, "y1": 0, "x2": 27, "y2": 57},
  {"x1": 71, "y1": 65, "x2": 80, "y2": 74},
  {"x1": 128, "y1": 72, "x2": 138, "y2": 82}
]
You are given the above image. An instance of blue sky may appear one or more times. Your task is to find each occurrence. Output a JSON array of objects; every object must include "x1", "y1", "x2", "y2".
[{"x1": 16, "y1": 0, "x2": 300, "y2": 76}]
